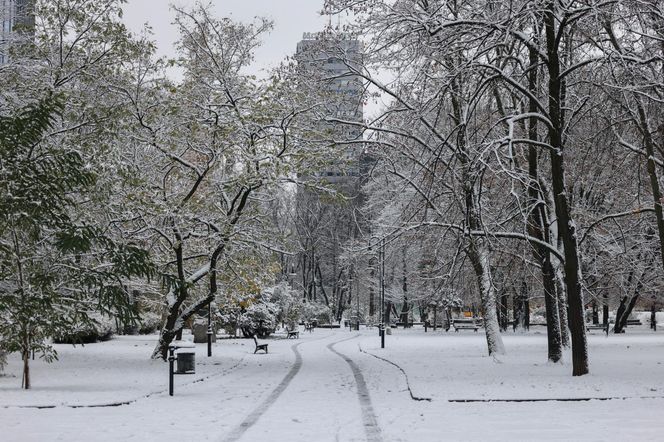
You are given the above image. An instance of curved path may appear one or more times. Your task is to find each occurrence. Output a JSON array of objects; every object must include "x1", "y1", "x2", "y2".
[
  {"x1": 229, "y1": 331, "x2": 386, "y2": 442},
  {"x1": 2, "y1": 330, "x2": 401, "y2": 442},
  {"x1": 221, "y1": 340, "x2": 304, "y2": 442},
  {"x1": 327, "y1": 336, "x2": 383, "y2": 442}
]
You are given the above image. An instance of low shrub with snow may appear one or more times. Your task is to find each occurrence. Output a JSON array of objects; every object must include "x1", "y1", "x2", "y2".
[
  {"x1": 303, "y1": 301, "x2": 333, "y2": 325},
  {"x1": 53, "y1": 315, "x2": 115, "y2": 344},
  {"x1": 137, "y1": 311, "x2": 162, "y2": 335},
  {"x1": 267, "y1": 282, "x2": 303, "y2": 330},
  {"x1": 239, "y1": 301, "x2": 278, "y2": 338}
]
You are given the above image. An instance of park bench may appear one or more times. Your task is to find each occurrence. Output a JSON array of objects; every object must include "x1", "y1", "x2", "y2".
[
  {"x1": 452, "y1": 319, "x2": 479, "y2": 332},
  {"x1": 585, "y1": 323, "x2": 609, "y2": 336},
  {"x1": 252, "y1": 336, "x2": 268, "y2": 354},
  {"x1": 304, "y1": 322, "x2": 314, "y2": 332},
  {"x1": 626, "y1": 319, "x2": 642, "y2": 326},
  {"x1": 286, "y1": 329, "x2": 299, "y2": 339}
]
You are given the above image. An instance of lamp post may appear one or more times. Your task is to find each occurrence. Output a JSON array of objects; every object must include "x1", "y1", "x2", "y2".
[
  {"x1": 379, "y1": 237, "x2": 385, "y2": 348},
  {"x1": 356, "y1": 271, "x2": 360, "y2": 331},
  {"x1": 207, "y1": 301, "x2": 213, "y2": 357}
]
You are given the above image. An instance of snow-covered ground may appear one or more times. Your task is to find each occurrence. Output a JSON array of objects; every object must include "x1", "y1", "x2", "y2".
[{"x1": 1, "y1": 326, "x2": 663, "y2": 441}]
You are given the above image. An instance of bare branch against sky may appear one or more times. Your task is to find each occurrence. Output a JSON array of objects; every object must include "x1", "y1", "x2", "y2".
[{"x1": 122, "y1": 0, "x2": 328, "y2": 77}]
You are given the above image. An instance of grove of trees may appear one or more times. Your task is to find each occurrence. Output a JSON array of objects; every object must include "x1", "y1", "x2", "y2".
[{"x1": 1, "y1": 0, "x2": 662, "y2": 386}]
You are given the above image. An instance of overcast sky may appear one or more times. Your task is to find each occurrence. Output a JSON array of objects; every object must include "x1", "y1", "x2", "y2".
[
  {"x1": 122, "y1": 0, "x2": 329, "y2": 76},
  {"x1": 122, "y1": 1, "x2": 387, "y2": 117}
]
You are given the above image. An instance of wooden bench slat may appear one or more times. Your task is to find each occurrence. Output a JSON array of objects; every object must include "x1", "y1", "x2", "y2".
[{"x1": 452, "y1": 319, "x2": 480, "y2": 332}]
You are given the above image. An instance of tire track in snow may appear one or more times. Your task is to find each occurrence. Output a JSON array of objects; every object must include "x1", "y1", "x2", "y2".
[
  {"x1": 221, "y1": 340, "x2": 303, "y2": 442},
  {"x1": 221, "y1": 333, "x2": 333, "y2": 442},
  {"x1": 327, "y1": 335, "x2": 383, "y2": 442}
]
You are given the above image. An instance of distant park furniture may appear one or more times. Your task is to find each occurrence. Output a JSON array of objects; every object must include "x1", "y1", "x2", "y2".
[
  {"x1": 305, "y1": 322, "x2": 314, "y2": 332},
  {"x1": 452, "y1": 318, "x2": 479, "y2": 332},
  {"x1": 286, "y1": 328, "x2": 299, "y2": 339},
  {"x1": 585, "y1": 323, "x2": 609, "y2": 336},
  {"x1": 253, "y1": 336, "x2": 268, "y2": 354}
]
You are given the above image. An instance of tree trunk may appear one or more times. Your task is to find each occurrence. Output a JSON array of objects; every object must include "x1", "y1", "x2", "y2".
[
  {"x1": 452, "y1": 83, "x2": 505, "y2": 356},
  {"x1": 384, "y1": 301, "x2": 393, "y2": 324},
  {"x1": 556, "y1": 269, "x2": 570, "y2": 347},
  {"x1": 514, "y1": 281, "x2": 529, "y2": 332},
  {"x1": 467, "y1": 243, "x2": 506, "y2": 355},
  {"x1": 500, "y1": 294, "x2": 509, "y2": 332},
  {"x1": 614, "y1": 296, "x2": 628, "y2": 334},
  {"x1": 22, "y1": 349, "x2": 30, "y2": 390},
  {"x1": 21, "y1": 324, "x2": 30, "y2": 389},
  {"x1": 400, "y1": 250, "x2": 409, "y2": 326},
  {"x1": 153, "y1": 237, "x2": 188, "y2": 360},
  {"x1": 615, "y1": 295, "x2": 639, "y2": 334},
  {"x1": 369, "y1": 252, "x2": 375, "y2": 317},
  {"x1": 592, "y1": 301, "x2": 599, "y2": 325},
  {"x1": 544, "y1": 1, "x2": 588, "y2": 375},
  {"x1": 603, "y1": 295, "x2": 609, "y2": 326},
  {"x1": 524, "y1": 34, "x2": 562, "y2": 361},
  {"x1": 542, "y1": 257, "x2": 562, "y2": 361}
]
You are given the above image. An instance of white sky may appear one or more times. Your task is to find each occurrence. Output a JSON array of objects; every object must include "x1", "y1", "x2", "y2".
[{"x1": 122, "y1": 0, "x2": 329, "y2": 76}]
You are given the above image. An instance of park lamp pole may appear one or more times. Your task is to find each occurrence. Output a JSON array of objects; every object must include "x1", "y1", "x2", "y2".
[
  {"x1": 356, "y1": 270, "x2": 360, "y2": 331},
  {"x1": 207, "y1": 301, "x2": 213, "y2": 357},
  {"x1": 380, "y1": 237, "x2": 385, "y2": 349}
]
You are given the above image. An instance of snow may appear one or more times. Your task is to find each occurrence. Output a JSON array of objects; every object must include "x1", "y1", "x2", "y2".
[
  {"x1": 1, "y1": 327, "x2": 663, "y2": 441},
  {"x1": 171, "y1": 340, "x2": 196, "y2": 350}
]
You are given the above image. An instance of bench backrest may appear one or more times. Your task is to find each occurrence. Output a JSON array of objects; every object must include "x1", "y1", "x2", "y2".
[{"x1": 252, "y1": 335, "x2": 258, "y2": 345}]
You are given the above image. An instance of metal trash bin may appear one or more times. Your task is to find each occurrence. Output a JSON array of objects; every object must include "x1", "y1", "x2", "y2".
[
  {"x1": 174, "y1": 341, "x2": 196, "y2": 374},
  {"x1": 176, "y1": 351, "x2": 195, "y2": 374}
]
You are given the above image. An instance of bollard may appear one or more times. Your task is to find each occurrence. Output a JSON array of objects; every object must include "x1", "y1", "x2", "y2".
[
  {"x1": 380, "y1": 323, "x2": 385, "y2": 349},
  {"x1": 168, "y1": 345, "x2": 175, "y2": 396},
  {"x1": 207, "y1": 326, "x2": 213, "y2": 357}
]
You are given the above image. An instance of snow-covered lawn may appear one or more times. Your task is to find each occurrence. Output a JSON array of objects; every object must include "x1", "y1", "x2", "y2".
[
  {"x1": 1, "y1": 327, "x2": 663, "y2": 441},
  {"x1": 358, "y1": 327, "x2": 664, "y2": 400}
]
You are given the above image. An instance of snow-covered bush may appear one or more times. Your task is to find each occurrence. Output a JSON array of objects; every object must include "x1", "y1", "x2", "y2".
[
  {"x1": 218, "y1": 283, "x2": 305, "y2": 337},
  {"x1": 53, "y1": 315, "x2": 115, "y2": 344},
  {"x1": 137, "y1": 311, "x2": 162, "y2": 335},
  {"x1": 239, "y1": 301, "x2": 279, "y2": 338},
  {"x1": 303, "y1": 301, "x2": 333, "y2": 325},
  {"x1": 217, "y1": 294, "x2": 252, "y2": 337},
  {"x1": 267, "y1": 282, "x2": 303, "y2": 329}
]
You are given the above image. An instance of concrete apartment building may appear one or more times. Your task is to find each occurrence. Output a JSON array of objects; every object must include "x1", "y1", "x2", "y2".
[
  {"x1": 293, "y1": 32, "x2": 368, "y2": 317},
  {"x1": 295, "y1": 32, "x2": 364, "y2": 187}
]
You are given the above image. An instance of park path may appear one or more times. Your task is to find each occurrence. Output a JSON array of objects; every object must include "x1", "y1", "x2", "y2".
[
  {"x1": 0, "y1": 330, "x2": 407, "y2": 442},
  {"x1": 327, "y1": 335, "x2": 383, "y2": 442},
  {"x1": 227, "y1": 331, "x2": 385, "y2": 442}
]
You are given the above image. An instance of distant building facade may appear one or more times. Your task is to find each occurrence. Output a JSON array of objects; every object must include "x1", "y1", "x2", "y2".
[
  {"x1": 1, "y1": 0, "x2": 34, "y2": 64},
  {"x1": 295, "y1": 32, "x2": 364, "y2": 188},
  {"x1": 293, "y1": 33, "x2": 367, "y2": 314}
]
